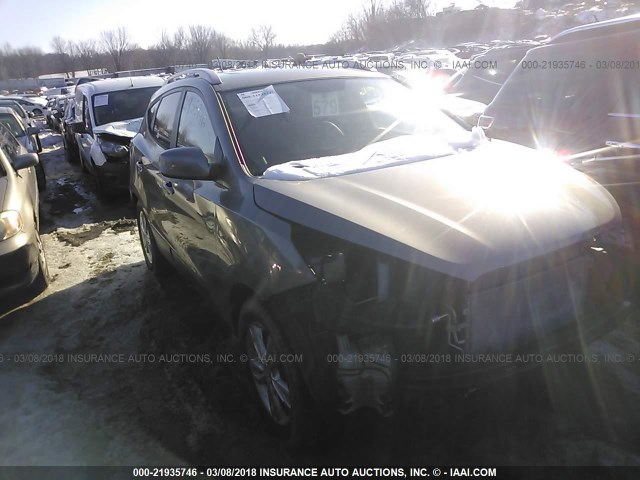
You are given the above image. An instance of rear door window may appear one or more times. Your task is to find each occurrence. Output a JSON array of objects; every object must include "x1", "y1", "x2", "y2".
[{"x1": 151, "y1": 91, "x2": 182, "y2": 149}]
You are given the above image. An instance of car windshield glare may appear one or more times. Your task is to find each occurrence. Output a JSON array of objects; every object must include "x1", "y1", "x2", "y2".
[
  {"x1": 222, "y1": 77, "x2": 463, "y2": 176},
  {"x1": 93, "y1": 87, "x2": 160, "y2": 126}
]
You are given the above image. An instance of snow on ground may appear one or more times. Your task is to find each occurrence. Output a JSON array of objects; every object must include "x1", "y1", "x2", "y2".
[{"x1": 0, "y1": 127, "x2": 639, "y2": 466}]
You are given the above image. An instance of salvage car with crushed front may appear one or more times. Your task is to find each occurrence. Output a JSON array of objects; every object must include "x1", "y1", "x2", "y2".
[
  {"x1": 71, "y1": 76, "x2": 164, "y2": 198},
  {"x1": 130, "y1": 67, "x2": 633, "y2": 445}
]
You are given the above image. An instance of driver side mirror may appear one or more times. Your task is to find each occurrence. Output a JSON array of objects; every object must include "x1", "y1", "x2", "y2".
[
  {"x1": 13, "y1": 153, "x2": 39, "y2": 171},
  {"x1": 159, "y1": 138, "x2": 224, "y2": 181},
  {"x1": 26, "y1": 126, "x2": 41, "y2": 136},
  {"x1": 160, "y1": 147, "x2": 222, "y2": 180}
]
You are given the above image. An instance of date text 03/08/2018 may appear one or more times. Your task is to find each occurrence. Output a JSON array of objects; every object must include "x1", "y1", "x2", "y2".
[{"x1": 131, "y1": 467, "x2": 498, "y2": 477}]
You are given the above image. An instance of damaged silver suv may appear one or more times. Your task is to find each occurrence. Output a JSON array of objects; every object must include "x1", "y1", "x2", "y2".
[{"x1": 130, "y1": 67, "x2": 633, "y2": 445}]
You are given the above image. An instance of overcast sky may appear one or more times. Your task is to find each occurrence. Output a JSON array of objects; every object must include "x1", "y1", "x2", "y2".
[{"x1": 0, "y1": 0, "x2": 516, "y2": 51}]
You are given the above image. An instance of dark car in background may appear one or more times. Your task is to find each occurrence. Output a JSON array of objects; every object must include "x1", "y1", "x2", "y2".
[
  {"x1": 449, "y1": 42, "x2": 490, "y2": 59},
  {"x1": 0, "y1": 124, "x2": 49, "y2": 300},
  {"x1": 446, "y1": 43, "x2": 537, "y2": 105},
  {"x1": 44, "y1": 97, "x2": 60, "y2": 129},
  {"x1": 480, "y1": 14, "x2": 640, "y2": 247},
  {"x1": 130, "y1": 67, "x2": 632, "y2": 445},
  {"x1": 51, "y1": 95, "x2": 70, "y2": 133},
  {"x1": 61, "y1": 96, "x2": 79, "y2": 164}
]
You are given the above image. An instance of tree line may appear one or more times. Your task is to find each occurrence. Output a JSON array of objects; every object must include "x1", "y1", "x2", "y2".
[
  {"x1": 0, "y1": 0, "x2": 441, "y2": 80},
  {"x1": 0, "y1": 23, "x2": 286, "y2": 80}
]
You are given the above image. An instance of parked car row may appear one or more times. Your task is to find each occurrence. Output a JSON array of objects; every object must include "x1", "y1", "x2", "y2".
[
  {"x1": 0, "y1": 123, "x2": 49, "y2": 299},
  {"x1": 0, "y1": 90, "x2": 61, "y2": 303}
]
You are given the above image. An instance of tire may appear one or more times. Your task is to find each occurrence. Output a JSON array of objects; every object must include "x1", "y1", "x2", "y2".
[
  {"x1": 79, "y1": 146, "x2": 88, "y2": 173},
  {"x1": 238, "y1": 299, "x2": 317, "y2": 447},
  {"x1": 32, "y1": 232, "x2": 50, "y2": 294},
  {"x1": 136, "y1": 205, "x2": 170, "y2": 277},
  {"x1": 93, "y1": 167, "x2": 111, "y2": 201},
  {"x1": 64, "y1": 139, "x2": 79, "y2": 163},
  {"x1": 35, "y1": 162, "x2": 46, "y2": 192}
]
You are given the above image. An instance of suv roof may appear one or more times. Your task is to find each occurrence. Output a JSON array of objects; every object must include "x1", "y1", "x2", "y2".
[
  {"x1": 77, "y1": 76, "x2": 164, "y2": 96},
  {"x1": 550, "y1": 13, "x2": 640, "y2": 43},
  {"x1": 167, "y1": 67, "x2": 386, "y2": 92},
  {"x1": 0, "y1": 107, "x2": 18, "y2": 116}
]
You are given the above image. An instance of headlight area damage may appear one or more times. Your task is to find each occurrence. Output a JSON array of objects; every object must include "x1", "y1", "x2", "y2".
[
  {"x1": 254, "y1": 150, "x2": 635, "y2": 417},
  {"x1": 97, "y1": 133, "x2": 130, "y2": 162}
]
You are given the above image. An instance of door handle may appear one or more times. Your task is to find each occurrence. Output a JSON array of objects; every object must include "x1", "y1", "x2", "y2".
[{"x1": 163, "y1": 181, "x2": 175, "y2": 194}]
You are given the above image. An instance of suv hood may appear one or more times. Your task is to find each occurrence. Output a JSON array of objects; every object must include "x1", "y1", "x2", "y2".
[
  {"x1": 254, "y1": 139, "x2": 620, "y2": 281},
  {"x1": 94, "y1": 118, "x2": 143, "y2": 139}
]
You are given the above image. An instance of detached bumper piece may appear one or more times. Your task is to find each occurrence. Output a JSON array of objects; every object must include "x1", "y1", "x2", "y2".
[{"x1": 336, "y1": 334, "x2": 395, "y2": 416}]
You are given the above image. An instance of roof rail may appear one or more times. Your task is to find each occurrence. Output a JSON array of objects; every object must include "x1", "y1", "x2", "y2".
[
  {"x1": 165, "y1": 68, "x2": 221, "y2": 85},
  {"x1": 550, "y1": 13, "x2": 640, "y2": 43}
]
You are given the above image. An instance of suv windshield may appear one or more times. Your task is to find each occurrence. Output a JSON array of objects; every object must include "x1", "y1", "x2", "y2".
[
  {"x1": 222, "y1": 77, "x2": 463, "y2": 176},
  {"x1": 92, "y1": 87, "x2": 160, "y2": 126}
]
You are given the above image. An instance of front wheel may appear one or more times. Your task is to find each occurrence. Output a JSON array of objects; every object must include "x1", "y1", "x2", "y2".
[
  {"x1": 137, "y1": 206, "x2": 170, "y2": 277},
  {"x1": 35, "y1": 162, "x2": 46, "y2": 192},
  {"x1": 64, "y1": 135, "x2": 79, "y2": 164},
  {"x1": 79, "y1": 146, "x2": 88, "y2": 173},
  {"x1": 32, "y1": 232, "x2": 50, "y2": 293},
  {"x1": 93, "y1": 168, "x2": 115, "y2": 202},
  {"x1": 238, "y1": 300, "x2": 317, "y2": 447}
]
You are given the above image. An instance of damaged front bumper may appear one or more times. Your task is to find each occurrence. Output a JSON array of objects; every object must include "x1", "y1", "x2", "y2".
[
  {"x1": 326, "y1": 296, "x2": 632, "y2": 415},
  {"x1": 268, "y1": 234, "x2": 635, "y2": 417}
]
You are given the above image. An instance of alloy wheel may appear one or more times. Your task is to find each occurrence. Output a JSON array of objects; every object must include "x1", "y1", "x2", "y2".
[
  {"x1": 138, "y1": 210, "x2": 154, "y2": 265},
  {"x1": 246, "y1": 321, "x2": 292, "y2": 425}
]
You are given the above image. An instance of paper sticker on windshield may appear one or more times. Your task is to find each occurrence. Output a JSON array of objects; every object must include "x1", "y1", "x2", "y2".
[
  {"x1": 311, "y1": 92, "x2": 340, "y2": 117},
  {"x1": 237, "y1": 85, "x2": 289, "y2": 118},
  {"x1": 94, "y1": 94, "x2": 109, "y2": 107}
]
